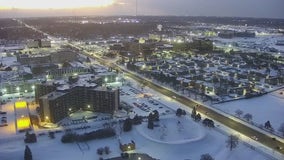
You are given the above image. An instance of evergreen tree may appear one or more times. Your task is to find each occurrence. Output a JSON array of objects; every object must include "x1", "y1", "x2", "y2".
[
  {"x1": 152, "y1": 110, "x2": 160, "y2": 121},
  {"x1": 176, "y1": 108, "x2": 183, "y2": 116},
  {"x1": 195, "y1": 113, "x2": 202, "y2": 122},
  {"x1": 191, "y1": 107, "x2": 197, "y2": 119},
  {"x1": 24, "y1": 145, "x2": 32, "y2": 160},
  {"x1": 148, "y1": 120, "x2": 154, "y2": 129},
  {"x1": 264, "y1": 120, "x2": 272, "y2": 129},
  {"x1": 123, "y1": 118, "x2": 132, "y2": 132}
]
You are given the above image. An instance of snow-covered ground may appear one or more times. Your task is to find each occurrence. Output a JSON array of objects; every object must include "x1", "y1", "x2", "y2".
[
  {"x1": 212, "y1": 89, "x2": 284, "y2": 136},
  {"x1": 0, "y1": 114, "x2": 273, "y2": 160},
  {"x1": 0, "y1": 79, "x2": 278, "y2": 160}
]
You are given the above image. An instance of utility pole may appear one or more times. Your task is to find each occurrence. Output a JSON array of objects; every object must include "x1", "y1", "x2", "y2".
[{"x1": 135, "y1": 0, "x2": 138, "y2": 17}]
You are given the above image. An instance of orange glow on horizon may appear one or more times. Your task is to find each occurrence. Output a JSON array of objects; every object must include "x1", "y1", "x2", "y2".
[{"x1": 0, "y1": 0, "x2": 114, "y2": 10}]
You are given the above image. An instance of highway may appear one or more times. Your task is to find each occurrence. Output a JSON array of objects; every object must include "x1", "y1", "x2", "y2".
[{"x1": 18, "y1": 19, "x2": 284, "y2": 156}]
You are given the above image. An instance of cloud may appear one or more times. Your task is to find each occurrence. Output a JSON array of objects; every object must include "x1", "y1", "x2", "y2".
[{"x1": 0, "y1": 0, "x2": 283, "y2": 18}]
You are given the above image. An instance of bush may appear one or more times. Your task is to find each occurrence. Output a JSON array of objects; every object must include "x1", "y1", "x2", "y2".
[
  {"x1": 61, "y1": 133, "x2": 78, "y2": 143},
  {"x1": 123, "y1": 118, "x2": 132, "y2": 132},
  {"x1": 176, "y1": 108, "x2": 183, "y2": 116},
  {"x1": 202, "y1": 118, "x2": 215, "y2": 128},
  {"x1": 61, "y1": 128, "x2": 116, "y2": 143},
  {"x1": 132, "y1": 115, "x2": 142, "y2": 125},
  {"x1": 97, "y1": 148, "x2": 104, "y2": 155}
]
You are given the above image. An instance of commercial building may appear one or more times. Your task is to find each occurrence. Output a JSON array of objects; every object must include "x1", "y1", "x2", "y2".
[{"x1": 27, "y1": 39, "x2": 51, "y2": 48}]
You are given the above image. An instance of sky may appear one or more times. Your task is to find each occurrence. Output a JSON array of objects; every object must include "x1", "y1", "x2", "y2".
[{"x1": 0, "y1": 0, "x2": 283, "y2": 19}]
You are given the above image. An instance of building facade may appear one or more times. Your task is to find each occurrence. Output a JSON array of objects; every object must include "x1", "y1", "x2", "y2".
[{"x1": 37, "y1": 83, "x2": 119, "y2": 123}]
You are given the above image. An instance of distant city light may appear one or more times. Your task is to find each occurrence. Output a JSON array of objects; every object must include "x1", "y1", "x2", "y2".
[
  {"x1": 31, "y1": 85, "x2": 35, "y2": 89},
  {"x1": 16, "y1": 87, "x2": 20, "y2": 91}
]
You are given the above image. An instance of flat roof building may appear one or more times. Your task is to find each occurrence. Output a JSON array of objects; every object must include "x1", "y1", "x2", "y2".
[{"x1": 36, "y1": 74, "x2": 119, "y2": 123}]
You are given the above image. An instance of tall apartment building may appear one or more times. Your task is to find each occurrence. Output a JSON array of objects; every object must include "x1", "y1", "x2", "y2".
[{"x1": 37, "y1": 83, "x2": 119, "y2": 123}]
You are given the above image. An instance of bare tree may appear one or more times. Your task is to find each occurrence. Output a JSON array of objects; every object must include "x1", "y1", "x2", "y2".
[
  {"x1": 235, "y1": 109, "x2": 243, "y2": 117},
  {"x1": 226, "y1": 135, "x2": 239, "y2": 151},
  {"x1": 200, "y1": 153, "x2": 214, "y2": 160},
  {"x1": 243, "y1": 113, "x2": 253, "y2": 122},
  {"x1": 278, "y1": 123, "x2": 284, "y2": 136}
]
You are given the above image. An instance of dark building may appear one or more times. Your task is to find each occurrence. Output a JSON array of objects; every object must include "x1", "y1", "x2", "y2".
[
  {"x1": 35, "y1": 83, "x2": 57, "y2": 103},
  {"x1": 17, "y1": 54, "x2": 51, "y2": 65},
  {"x1": 218, "y1": 30, "x2": 255, "y2": 38},
  {"x1": 37, "y1": 83, "x2": 119, "y2": 123}
]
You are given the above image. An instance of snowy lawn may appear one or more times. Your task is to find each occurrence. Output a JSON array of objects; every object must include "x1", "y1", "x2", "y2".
[
  {"x1": 0, "y1": 114, "x2": 272, "y2": 160},
  {"x1": 212, "y1": 90, "x2": 284, "y2": 135}
]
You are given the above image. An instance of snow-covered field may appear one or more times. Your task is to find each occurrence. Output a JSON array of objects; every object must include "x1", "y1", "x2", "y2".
[
  {"x1": 212, "y1": 89, "x2": 284, "y2": 136},
  {"x1": 0, "y1": 114, "x2": 273, "y2": 160}
]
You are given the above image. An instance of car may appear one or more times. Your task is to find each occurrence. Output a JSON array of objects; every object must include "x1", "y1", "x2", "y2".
[
  {"x1": 276, "y1": 146, "x2": 282, "y2": 150},
  {"x1": 251, "y1": 136, "x2": 258, "y2": 141},
  {"x1": 0, "y1": 124, "x2": 8, "y2": 127}
]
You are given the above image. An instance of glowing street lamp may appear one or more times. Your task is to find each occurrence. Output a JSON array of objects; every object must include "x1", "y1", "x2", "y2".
[
  {"x1": 105, "y1": 77, "x2": 108, "y2": 83},
  {"x1": 16, "y1": 87, "x2": 20, "y2": 92},
  {"x1": 31, "y1": 85, "x2": 35, "y2": 90},
  {"x1": 87, "y1": 105, "x2": 90, "y2": 109}
]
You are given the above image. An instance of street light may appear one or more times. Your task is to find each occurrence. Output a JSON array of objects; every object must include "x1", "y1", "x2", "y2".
[
  {"x1": 16, "y1": 87, "x2": 20, "y2": 92},
  {"x1": 31, "y1": 85, "x2": 35, "y2": 90}
]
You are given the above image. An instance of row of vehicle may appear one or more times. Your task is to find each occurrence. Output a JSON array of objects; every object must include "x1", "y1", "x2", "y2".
[
  {"x1": 133, "y1": 102, "x2": 151, "y2": 112},
  {"x1": 129, "y1": 88, "x2": 140, "y2": 94},
  {"x1": 120, "y1": 90, "x2": 130, "y2": 96},
  {"x1": 148, "y1": 99, "x2": 159, "y2": 106}
]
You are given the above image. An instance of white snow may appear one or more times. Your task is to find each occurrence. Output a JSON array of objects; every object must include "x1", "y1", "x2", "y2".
[
  {"x1": 213, "y1": 89, "x2": 284, "y2": 135},
  {"x1": 0, "y1": 74, "x2": 281, "y2": 160}
]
